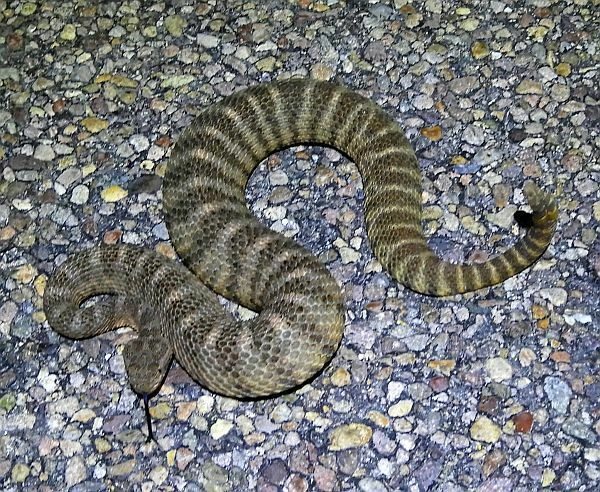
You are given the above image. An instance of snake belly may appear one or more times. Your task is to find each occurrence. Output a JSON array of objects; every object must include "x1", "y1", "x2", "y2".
[{"x1": 44, "y1": 79, "x2": 558, "y2": 398}]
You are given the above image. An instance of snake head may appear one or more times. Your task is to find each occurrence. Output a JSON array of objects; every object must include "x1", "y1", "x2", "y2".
[{"x1": 123, "y1": 333, "x2": 173, "y2": 396}]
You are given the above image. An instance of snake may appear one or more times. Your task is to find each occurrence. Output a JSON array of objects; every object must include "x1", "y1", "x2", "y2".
[{"x1": 44, "y1": 79, "x2": 558, "y2": 438}]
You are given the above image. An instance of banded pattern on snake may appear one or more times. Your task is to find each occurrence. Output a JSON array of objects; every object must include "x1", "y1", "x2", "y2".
[{"x1": 44, "y1": 79, "x2": 558, "y2": 414}]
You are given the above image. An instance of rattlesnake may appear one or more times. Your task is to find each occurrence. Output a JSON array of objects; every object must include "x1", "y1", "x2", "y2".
[{"x1": 44, "y1": 79, "x2": 558, "y2": 436}]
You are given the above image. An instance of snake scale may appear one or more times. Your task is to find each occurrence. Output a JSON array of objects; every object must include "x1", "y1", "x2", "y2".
[{"x1": 44, "y1": 79, "x2": 558, "y2": 414}]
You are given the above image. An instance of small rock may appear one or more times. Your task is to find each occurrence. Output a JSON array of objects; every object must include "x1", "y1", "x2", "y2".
[
  {"x1": 73, "y1": 408, "x2": 96, "y2": 423},
  {"x1": 329, "y1": 423, "x2": 373, "y2": 451},
  {"x1": 539, "y1": 288, "x2": 568, "y2": 306},
  {"x1": 420, "y1": 125, "x2": 442, "y2": 141},
  {"x1": 210, "y1": 419, "x2": 233, "y2": 440},
  {"x1": 449, "y1": 76, "x2": 480, "y2": 94},
  {"x1": 262, "y1": 459, "x2": 288, "y2": 485},
  {"x1": 65, "y1": 456, "x2": 86, "y2": 487},
  {"x1": 108, "y1": 459, "x2": 136, "y2": 476},
  {"x1": 128, "y1": 175, "x2": 162, "y2": 194},
  {"x1": 331, "y1": 367, "x2": 351, "y2": 387},
  {"x1": 130, "y1": 134, "x2": 150, "y2": 152},
  {"x1": 101, "y1": 185, "x2": 128, "y2": 203},
  {"x1": 60, "y1": 24, "x2": 77, "y2": 41},
  {"x1": 176, "y1": 447, "x2": 195, "y2": 470},
  {"x1": 544, "y1": 376, "x2": 572, "y2": 414},
  {"x1": 270, "y1": 403, "x2": 291, "y2": 423},
  {"x1": 555, "y1": 63, "x2": 571, "y2": 77},
  {"x1": 512, "y1": 411, "x2": 534, "y2": 433},
  {"x1": 483, "y1": 449, "x2": 506, "y2": 477},
  {"x1": 81, "y1": 117, "x2": 109, "y2": 133},
  {"x1": 201, "y1": 461, "x2": 228, "y2": 487},
  {"x1": 268, "y1": 170, "x2": 288, "y2": 185},
  {"x1": 164, "y1": 15, "x2": 187, "y2": 37},
  {"x1": 414, "y1": 460, "x2": 443, "y2": 491},
  {"x1": 471, "y1": 41, "x2": 490, "y2": 59},
  {"x1": 470, "y1": 416, "x2": 502, "y2": 443},
  {"x1": 562, "y1": 417, "x2": 596, "y2": 444},
  {"x1": 57, "y1": 167, "x2": 82, "y2": 188},
  {"x1": 429, "y1": 375, "x2": 449, "y2": 392},
  {"x1": 551, "y1": 84, "x2": 570, "y2": 102},
  {"x1": 585, "y1": 448, "x2": 600, "y2": 462},
  {"x1": 33, "y1": 144, "x2": 55, "y2": 161},
  {"x1": 311, "y1": 63, "x2": 334, "y2": 81},
  {"x1": 427, "y1": 359, "x2": 455, "y2": 376},
  {"x1": 71, "y1": 185, "x2": 89, "y2": 205},
  {"x1": 516, "y1": 79, "x2": 543, "y2": 95},
  {"x1": 197, "y1": 33, "x2": 219, "y2": 48},
  {"x1": 149, "y1": 402, "x2": 171, "y2": 419},
  {"x1": 0, "y1": 394, "x2": 16, "y2": 412},
  {"x1": 541, "y1": 468, "x2": 556, "y2": 487},
  {"x1": 413, "y1": 94, "x2": 434, "y2": 110},
  {"x1": 485, "y1": 357, "x2": 513, "y2": 382},
  {"x1": 11, "y1": 463, "x2": 29, "y2": 483},
  {"x1": 160, "y1": 75, "x2": 196, "y2": 88},
  {"x1": 405, "y1": 334, "x2": 429, "y2": 351},
  {"x1": 358, "y1": 477, "x2": 387, "y2": 492},
  {"x1": 12, "y1": 264, "x2": 37, "y2": 284},
  {"x1": 21, "y1": 3, "x2": 37, "y2": 15},
  {"x1": 462, "y1": 125, "x2": 485, "y2": 145},
  {"x1": 256, "y1": 56, "x2": 277, "y2": 72},
  {"x1": 389, "y1": 399, "x2": 413, "y2": 417},
  {"x1": 71, "y1": 65, "x2": 94, "y2": 83}
]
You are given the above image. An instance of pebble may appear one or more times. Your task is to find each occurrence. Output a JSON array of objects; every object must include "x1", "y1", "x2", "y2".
[
  {"x1": 449, "y1": 76, "x2": 479, "y2": 94},
  {"x1": 485, "y1": 357, "x2": 513, "y2": 382},
  {"x1": 270, "y1": 403, "x2": 291, "y2": 423},
  {"x1": 81, "y1": 117, "x2": 109, "y2": 133},
  {"x1": 427, "y1": 359, "x2": 455, "y2": 376},
  {"x1": 164, "y1": 15, "x2": 187, "y2": 37},
  {"x1": 462, "y1": 125, "x2": 485, "y2": 146},
  {"x1": 108, "y1": 460, "x2": 136, "y2": 476},
  {"x1": 562, "y1": 417, "x2": 596, "y2": 444},
  {"x1": 65, "y1": 456, "x2": 86, "y2": 487},
  {"x1": 470, "y1": 416, "x2": 502, "y2": 443},
  {"x1": 512, "y1": 411, "x2": 534, "y2": 433},
  {"x1": 70, "y1": 185, "x2": 89, "y2": 205},
  {"x1": 389, "y1": 399, "x2": 413, "y2": 417},
  {"x1": 544, "y1": 377, "x2": 572, "y2": 414},
  {"x1": 471, "y1": 41, "x2": 490, "y2": 59},
  {"x1": 60, "y1": 24, "x2": 77, "y2": 41},
  {"x1": 210, "y1": 419, "x2": 234, "y2": 440},
  {"x1": 197, "y1": 33, "x2": 219, "y2": 48},
  {"x1": 101, "y1": 185, "x2": 128, "y2": 203},
  {"x1": 0, "y1": 394, "x2": 16, "y2": 412},
  {"x1": 329, "y1": 423, "x2": 373, "y2": 451},
  {"x1": 516, "y1": 80, "x2": 543, "y2": 95},
  {"x1": 33, "y1": 144, "x2": 55, "y2": 161},
  {"x1": 358, "y1": 478, "x2": 387, "y2": 492},
  {"x1": 130, "y1": 134, "x2": 150, "y2": 152},
  {"x1": 413, "y1": 94, "x2": 434, "y2": 110},
  {"x1": 11, "y1": 463, "x2": 30, "y2": 483},
  {"x1": 330, "y1": 367, "x2": 351, "y2": 387},
  {"x1": 420, "y1": 125, "x2": 442, "y2": 141},
  {"x1": 57, "y1": 167, "x2": 82, "y2": 188},
  {"x1": 539, "y1": 288, "x2": 568, "y2": 306},
  {"x1": 160, "y1": 75, "x2": 195, "y2": 88},
  {"x1": 551, "y1": 84, "x2": 570, "y2": 102}
]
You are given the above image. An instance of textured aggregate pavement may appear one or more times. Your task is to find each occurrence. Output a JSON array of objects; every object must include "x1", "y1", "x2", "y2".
[{"x1": 0, "y1": 0, "x2": 598, "y2": 490}]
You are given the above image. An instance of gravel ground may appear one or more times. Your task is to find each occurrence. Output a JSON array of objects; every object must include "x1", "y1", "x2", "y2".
[{"x1": 1, "y1": 0, "x2": 599, "y2": 490}]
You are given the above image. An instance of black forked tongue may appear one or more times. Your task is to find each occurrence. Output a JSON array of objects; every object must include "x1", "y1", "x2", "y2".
[
  {"x1": 143, "y1": 393, "x2": 154, "y2": 443},
  {"x1": 514, "y1": 210, "x2": 535, "y2": 228}
]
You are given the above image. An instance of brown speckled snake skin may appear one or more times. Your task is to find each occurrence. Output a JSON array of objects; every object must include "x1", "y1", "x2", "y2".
[{"x1": 44, "y1": 79, "x2": 558, "y2": 406}]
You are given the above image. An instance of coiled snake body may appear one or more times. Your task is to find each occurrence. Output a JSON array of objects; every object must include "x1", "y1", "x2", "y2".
[{"x1": 44, "y1": 79, "x2": 558, "y2": 409}]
